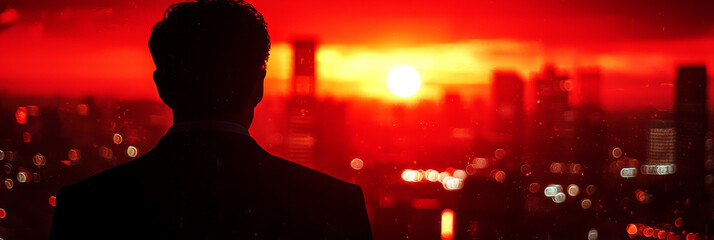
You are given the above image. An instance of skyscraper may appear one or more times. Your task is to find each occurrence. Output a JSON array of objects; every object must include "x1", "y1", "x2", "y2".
[
  {"x1": 674, "y1": 65, "x2": 708, "y2": 231},
  {"x1": 286, "y1": 40, "x2": 318, "y2": 167},
  {"x1": 492, "y1": 71, "x2": 524, "y2": 142},
  {"x1": 532, "y1": 66, "x2": 573, "y2": 165}
]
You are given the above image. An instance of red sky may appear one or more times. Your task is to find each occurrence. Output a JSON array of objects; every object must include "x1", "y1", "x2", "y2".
[{"x1": 0, "y1": 0, "x2": 713, "y2": 110}]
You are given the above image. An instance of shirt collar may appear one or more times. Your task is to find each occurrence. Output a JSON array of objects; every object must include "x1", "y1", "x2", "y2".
[{"x1": 167, "y1": 120, "x2": 250, "y2": 136}]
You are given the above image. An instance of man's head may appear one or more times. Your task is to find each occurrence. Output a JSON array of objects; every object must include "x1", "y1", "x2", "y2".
[{"x1": 149, "y1": 0, "x2": 270, "y2": 120}]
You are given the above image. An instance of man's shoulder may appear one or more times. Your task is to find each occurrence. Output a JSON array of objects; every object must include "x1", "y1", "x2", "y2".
[
  {"x1": 61, "y1": 154, "x2": 153, "y2": 195},
  {"x1": 263, "y1": 154, "x2": 362, "y2": 195}
]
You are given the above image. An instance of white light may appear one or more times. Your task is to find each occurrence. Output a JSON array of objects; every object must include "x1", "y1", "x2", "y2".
[
  {"x1": 443, "y1": 177, "x2": 464, "y2": 191},
  {"x1": 552, "y1": 192, "x2": 566, "y2": 203},
  {"x1": 620, "y1": 168, "x2": 637, "y2": 178},
  {"x1": 567, "y1": 184, "x2": 580, "y2": 197},
  {"x1": 386, "y1": 66, "x2": 421, "y2": 97},
  {"x1": 127, "y1": 146, "x2": 138, "y2": 158},
  {"x1": 581, "y1": 198, "x2": 592, "y2": 209},
  {"x1": 425, "y1": 169, "x2": 439, "y2": 182},
  {"x1": 544, "y1": 184, "x2": 562, "y2": 197},
  {"x1": 588, "y1": 228, "x2": 598, "y2": 240},
  {"x1": 16, "y1": 172, "x2": 28, "y2": 183}
]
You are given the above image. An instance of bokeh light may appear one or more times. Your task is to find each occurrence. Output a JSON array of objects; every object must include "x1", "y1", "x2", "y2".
[
  {"x1": 350, "y1": 158, "x2": 364, "y2": 170},
  {"x1": 127, "y1": 146, "x2": 138, "y2": 158}
]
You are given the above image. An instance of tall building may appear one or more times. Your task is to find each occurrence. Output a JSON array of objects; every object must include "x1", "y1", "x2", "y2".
[
  {"x1": 492, "y1": 71, "x2": 524, "y2": 142},
  {"x1": 643, "y1": 119, "x2": 676, "y2": 174},
  {"x1": 674, "y1": 66, "x2": 708, "y2": 231},
  {"x1": 532, "y1": 66, "x2": 573, "y2": 165},
  {"x1": 574, "y1": 67, "x2": 606, "y2": 181},
  {"x1": 286, "y1": 40, "x2": 318, "y2": 167}
]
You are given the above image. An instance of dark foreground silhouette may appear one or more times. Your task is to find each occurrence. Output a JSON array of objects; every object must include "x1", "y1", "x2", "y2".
[{"x1": 49, "y1": 0, "x2": 372, "y2": 239}]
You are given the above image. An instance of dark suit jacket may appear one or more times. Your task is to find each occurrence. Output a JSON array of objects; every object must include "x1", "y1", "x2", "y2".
[{"x1": 49, "y1": 130, "x2": 372, "y2": 239}]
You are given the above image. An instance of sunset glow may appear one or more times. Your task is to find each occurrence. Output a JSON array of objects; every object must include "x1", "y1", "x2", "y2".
[{"x1": 386, "y1": 66, "x2": 421, "y2": 97}]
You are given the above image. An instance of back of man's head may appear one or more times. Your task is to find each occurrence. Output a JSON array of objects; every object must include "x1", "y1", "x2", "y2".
[{"x1": 149, "y1": 0, "x2": 270, "y2": 115}]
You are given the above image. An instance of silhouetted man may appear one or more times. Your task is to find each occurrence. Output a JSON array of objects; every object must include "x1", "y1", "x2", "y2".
[{"x1": 49, "y1": 1, "x2": 372, "y2": 239}]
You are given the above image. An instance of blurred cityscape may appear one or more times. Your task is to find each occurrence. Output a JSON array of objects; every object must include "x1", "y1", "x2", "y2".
[{"x1": 0, "y1": 40, "x2": 712, "y2": 240}]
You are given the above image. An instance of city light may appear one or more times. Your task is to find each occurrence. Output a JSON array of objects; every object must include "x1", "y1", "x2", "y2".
[
  {"x1": 552, "y1": 192, "x2": 566, "y2": 203},
  {"x1": 620, "y1": 167, "x2": 637, "y2": 178},
  {"x1": 127, "y1": 146, "x2": 138, "y2": 158},
  {"x1": 567, "y1": 184, "x2": 579, "y2": 197},
  {"x1": 529, "y1": 183, "x2": 540, "y2": 193},
  {"x1": 544, "y1": 184, "x2": 562, "y2": 197},
  {"x1": 452, "y1": 170, "x2": 466, "y2": 179},
  {"x1": 33, "y1": 153, "x2": 46, "y2": 167},
  {"x1": 49, "y1": 196, "x2": 56, "y2": 207},
  {"x1": 626, "y1": 224, "x2": 638, "y2": 235},
  {"x1": 350, "y1": 158, "x2": 364, "y2": 170},
  {"x1": 587, "y1": 228, "x2": 598, "y2": 240},
  {"x1": 4, "y1": 179, "x2": 13, "y2": 190},
  {"x1": 68, "y1": 149, "x2": 81, "y2": 161},
  {"x1": 494, "y1": 148, "x2": 506, "y2": 160},
  {"x1": 443, "y1": 177, "x2": 464, "y2": 191},
  {"x1": 425, "y1": 169, "x2": 439, "y2": 182},
  {"x1": 16, "y1": 172, "x2": 28, "y2": 183},
  {"x1": 113, "y1": 133, "x2": 123, "y2": 145},
  {"x1": 472, "y1": 157, "x2": 488, "y2": 169},
  {"x1": 492, "y1": 170, "x2": 506, "y2": 183},
  {"x1": 586, "y1": 185, "x2": 597, "y2": 195},
  {"x1": 581, "y1": 198, "x2": 592, "y2": 209},
  {"x1": 76, "y1": 104, "x2": 89, "y2": 115},
  {"x1": 441, "y1": 209, "x2": 454, "y2": 240},
  {"x1": 15, "y1": 106, "x2": 27, "y2": 124},
  {"x1": 22, "y1": 132, "x2": 31, "y2": 143}
]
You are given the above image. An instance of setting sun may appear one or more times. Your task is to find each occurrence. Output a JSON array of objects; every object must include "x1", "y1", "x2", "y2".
[{"x1": 387, "y1": 66, "x2": 422, "y2": 97}]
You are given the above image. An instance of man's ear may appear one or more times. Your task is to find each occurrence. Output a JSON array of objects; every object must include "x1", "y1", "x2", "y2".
[
  {"x1": 249, "y1": 68, "x2": 266, "y2": 107},
  {"x1": 153, "y1": 69, "x2": 175, "y2": 109}
]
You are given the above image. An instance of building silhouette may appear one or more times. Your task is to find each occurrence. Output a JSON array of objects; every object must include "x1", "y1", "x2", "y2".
[
  {"x1": 532, "y1": 66, "x2": 573, "y2": 166},
  {"x1": 674, "y1": 65, "x2": 709, "y2": 231},
  {"x1": 286, "y1": 40, "x2": 318, "y2": 168}
]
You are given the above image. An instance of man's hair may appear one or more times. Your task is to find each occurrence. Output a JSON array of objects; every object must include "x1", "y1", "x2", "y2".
[{"x1": 149, "y1": 0, "x2": 270, "y2": 113}]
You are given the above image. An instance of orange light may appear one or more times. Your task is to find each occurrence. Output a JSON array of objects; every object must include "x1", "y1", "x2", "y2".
[
  {"x1": 441, "y1": 208, "x2": 455, "y2": 240},
  {"x1": 49, "y1": 196, "x2": 56, "y2": 206},
  {"x1": 0, "y1": 208, "x2": 6, "y2": 219},
  {"x1": 113, "y1": 133, "x2": 123, "y2": 145},
  {"x1": 626, "y1": 224, "x2": 638, "y2": 235},
  {"x1": 68, "y1": 149, "x2": 81, "y2": 161},
  {"x1": 425, "y1": 169, "x2": 439, "y2": 182},
  {"x1": 350, "y1": 158, "x2": 364, "y2": 170},
  {"x1": 15, "y1": 107, "x2": 27, "y2": 124}
]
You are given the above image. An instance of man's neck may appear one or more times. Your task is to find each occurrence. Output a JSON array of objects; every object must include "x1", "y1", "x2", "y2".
[{"x1": 172, "y1": 109, "x2": 253, "y2": 129}]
